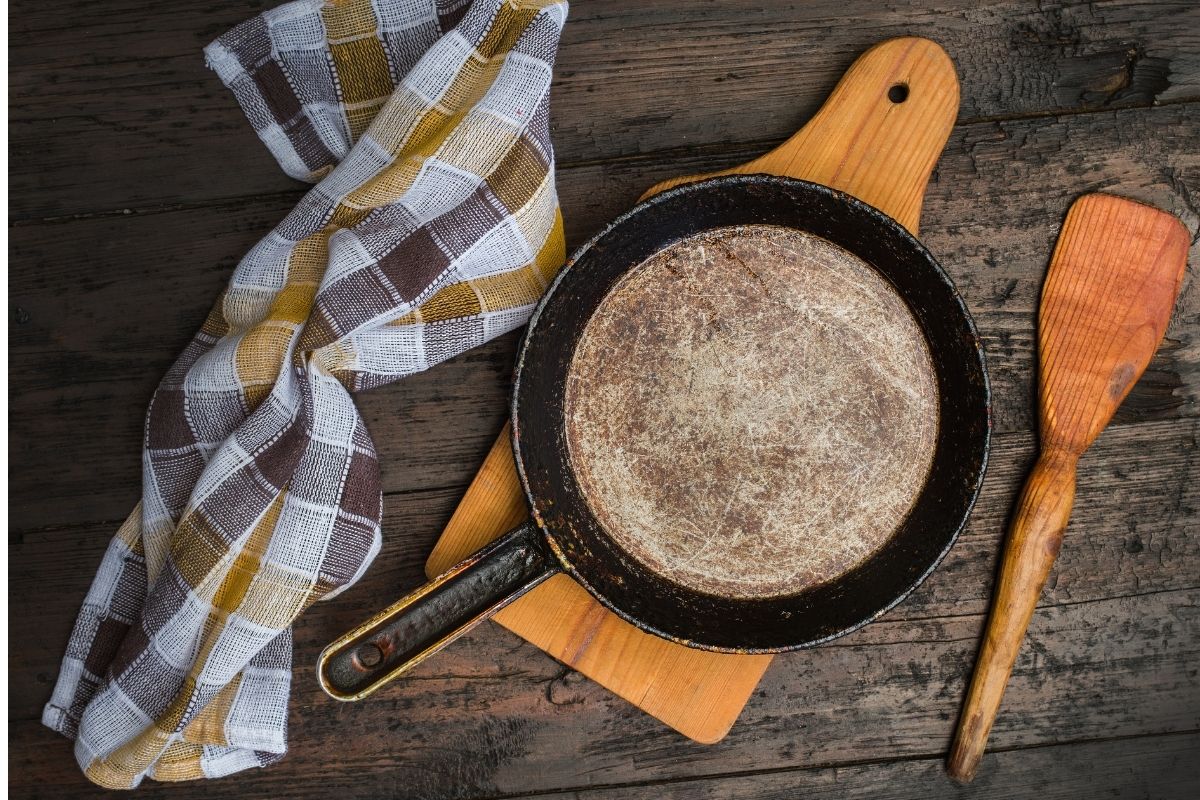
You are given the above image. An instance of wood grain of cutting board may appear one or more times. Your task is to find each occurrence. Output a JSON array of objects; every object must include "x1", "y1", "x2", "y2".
[{"x1": 427, "y1": 36, "x2": 961, "y2": 743}]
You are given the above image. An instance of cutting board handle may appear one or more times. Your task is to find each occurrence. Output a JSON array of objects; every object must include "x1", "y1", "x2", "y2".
[{"x1": 642, "y1": 37, "x2": 960, "y2": 235}]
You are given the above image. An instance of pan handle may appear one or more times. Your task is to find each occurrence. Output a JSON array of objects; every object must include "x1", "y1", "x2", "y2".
[{"x1": 318, "y1": 522, "x2": 557, "y2": 700}]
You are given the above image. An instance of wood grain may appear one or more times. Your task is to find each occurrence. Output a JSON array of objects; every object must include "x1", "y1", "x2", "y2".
[
  {"x1": 11, "y1": 103, "x2": 1198, "y2": 533},
  {"x1": 420, "y1": 37, "x2": 957, "y2": 744},
  {"x1": 10, "y1": 0, "x2": 1200, "y2": 219},
  {"x1": 13, "y1": 417, "x2": 1199, "y2": 718},
  {"x1": 640, "y1": 37, "x2": 958, "y2": 233},
  {"x1": 10, "y1": 418, "x2": 1198, "y2": 798},
  {"x1": 536, "y1": 733, "x2": 1200, "y2": 800},
  {"x1": 948, "y1": 194, "x2": 1191, "y2": 780},
  {"x1": 9, "y1": 0, "x2": 1200, "y2": 795}
]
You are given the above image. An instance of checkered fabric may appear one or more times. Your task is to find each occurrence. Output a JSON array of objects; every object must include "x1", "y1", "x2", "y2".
[{"x1": 42, "y1": 0, "x2": 568, "y2": 788}]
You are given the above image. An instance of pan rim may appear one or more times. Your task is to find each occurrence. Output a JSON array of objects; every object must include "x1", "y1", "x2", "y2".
[{"x1": 512, "y1": 173, "x2": 991, "y2": 653}]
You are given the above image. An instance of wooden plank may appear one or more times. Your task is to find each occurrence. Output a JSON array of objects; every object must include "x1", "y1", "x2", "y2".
[
  {"x1": 12, "y1": 2, "x2": 1198, "y2": 796},
  {"x1": 541, "y1": 733, "x2": 1200, "y2": 799},
  {"x1": 10, "y1": 0, "x2": 1200, "y2": 219},
  {"x1": 12, "y1": 727, "x2": 1198, "y2": 800},
  {"x1": 10, "y1": 417, "x2": 1198, "y2": 797},
  {"x1": 10, "y1": 102, "x2": 1199, "y2": 532},
  {"x1": 10, "y1": 586, "x2": 1198, "y2": 797},
  {"x1": 13, "y1": 417, "x2": 1199, "y2": 720}
]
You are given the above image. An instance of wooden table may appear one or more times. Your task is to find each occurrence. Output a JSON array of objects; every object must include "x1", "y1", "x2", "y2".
[{"x1": 10, "y1": 1, "x2": 1199, "y2": 797}]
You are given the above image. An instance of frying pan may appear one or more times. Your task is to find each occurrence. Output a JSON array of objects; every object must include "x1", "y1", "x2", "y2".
[{"x1": 319, "y1": 173, "x2": 990, "y2": 701}]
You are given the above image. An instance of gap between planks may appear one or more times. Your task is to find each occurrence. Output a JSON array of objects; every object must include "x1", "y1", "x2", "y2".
[
  {"x1": 304, "y1": 728, "x2": 1200, "y2": 800},
  {"x1": 9, "y1": 97, "x2": 1200, "y2": 227},
  {"x1": 10, "y1": 411, "x2": 1199, "y2": 539}
]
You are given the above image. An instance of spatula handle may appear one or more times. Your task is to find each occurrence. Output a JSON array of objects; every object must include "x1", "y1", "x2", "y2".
[{"x1": 947, "y1": 449, "x2": 1079, "y2": 781}]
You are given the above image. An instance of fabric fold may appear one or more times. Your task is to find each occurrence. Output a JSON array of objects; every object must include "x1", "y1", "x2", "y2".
[{"x1": 43, "y1": 0, "x2": 568, "y2": 788}]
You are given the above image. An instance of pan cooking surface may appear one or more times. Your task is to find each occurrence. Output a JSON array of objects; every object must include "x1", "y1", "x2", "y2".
[{"x1": 564, "y1": 225, "x2": 939, "y2": 598}]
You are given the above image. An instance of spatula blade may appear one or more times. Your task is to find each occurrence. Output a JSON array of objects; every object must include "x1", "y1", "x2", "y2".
[{"x1": 1038, "y1": 193, "x2": 1189, "y2": 453}]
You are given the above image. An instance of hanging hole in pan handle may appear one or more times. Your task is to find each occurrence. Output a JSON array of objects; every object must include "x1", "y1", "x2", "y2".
[
  {"x1": 888, "y1": 83, "x2": 910, "y2": 104},
  {"x1": 317, "y1": 522, "x2": 558, "y2": 701}
]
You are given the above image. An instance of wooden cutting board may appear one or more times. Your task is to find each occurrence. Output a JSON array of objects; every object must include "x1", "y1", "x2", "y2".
[{"x1": 426, "y1": 36, "x2": 960, "y2": 743}]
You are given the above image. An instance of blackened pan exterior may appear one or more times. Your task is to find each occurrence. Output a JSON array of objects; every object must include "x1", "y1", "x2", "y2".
[{"x1": 513, "y1": 175, "x2": 990, "y2": 653}]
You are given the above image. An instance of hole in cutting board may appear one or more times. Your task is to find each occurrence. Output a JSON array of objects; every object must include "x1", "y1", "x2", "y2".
[{"x1": 888, "y1": 83, "x2": 910, "y2": 103}]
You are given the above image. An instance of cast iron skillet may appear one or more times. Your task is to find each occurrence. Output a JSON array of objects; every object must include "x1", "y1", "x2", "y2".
[{"x1": 318, "y1": 175, "x2": 990, "y2": 701}]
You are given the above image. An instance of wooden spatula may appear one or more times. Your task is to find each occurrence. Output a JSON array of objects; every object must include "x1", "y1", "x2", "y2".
[{"x1": 946, "y1": 193, "x2": 1190, "y2": 781}]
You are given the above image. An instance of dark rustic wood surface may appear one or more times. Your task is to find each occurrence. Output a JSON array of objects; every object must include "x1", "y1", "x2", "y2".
[{"x1": 8, "y1": 0, "x2": 1200, "y2": 797}]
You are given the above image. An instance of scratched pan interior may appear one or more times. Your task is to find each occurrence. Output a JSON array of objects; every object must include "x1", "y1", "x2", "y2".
[{"x1": 514, "y1": 175, "x2": 990, "y2": 652}]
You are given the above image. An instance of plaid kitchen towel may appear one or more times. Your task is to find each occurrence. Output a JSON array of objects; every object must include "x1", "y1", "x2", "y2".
[{"x1": 42, "y1": 0, "x2": 567, "y2": 788}]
